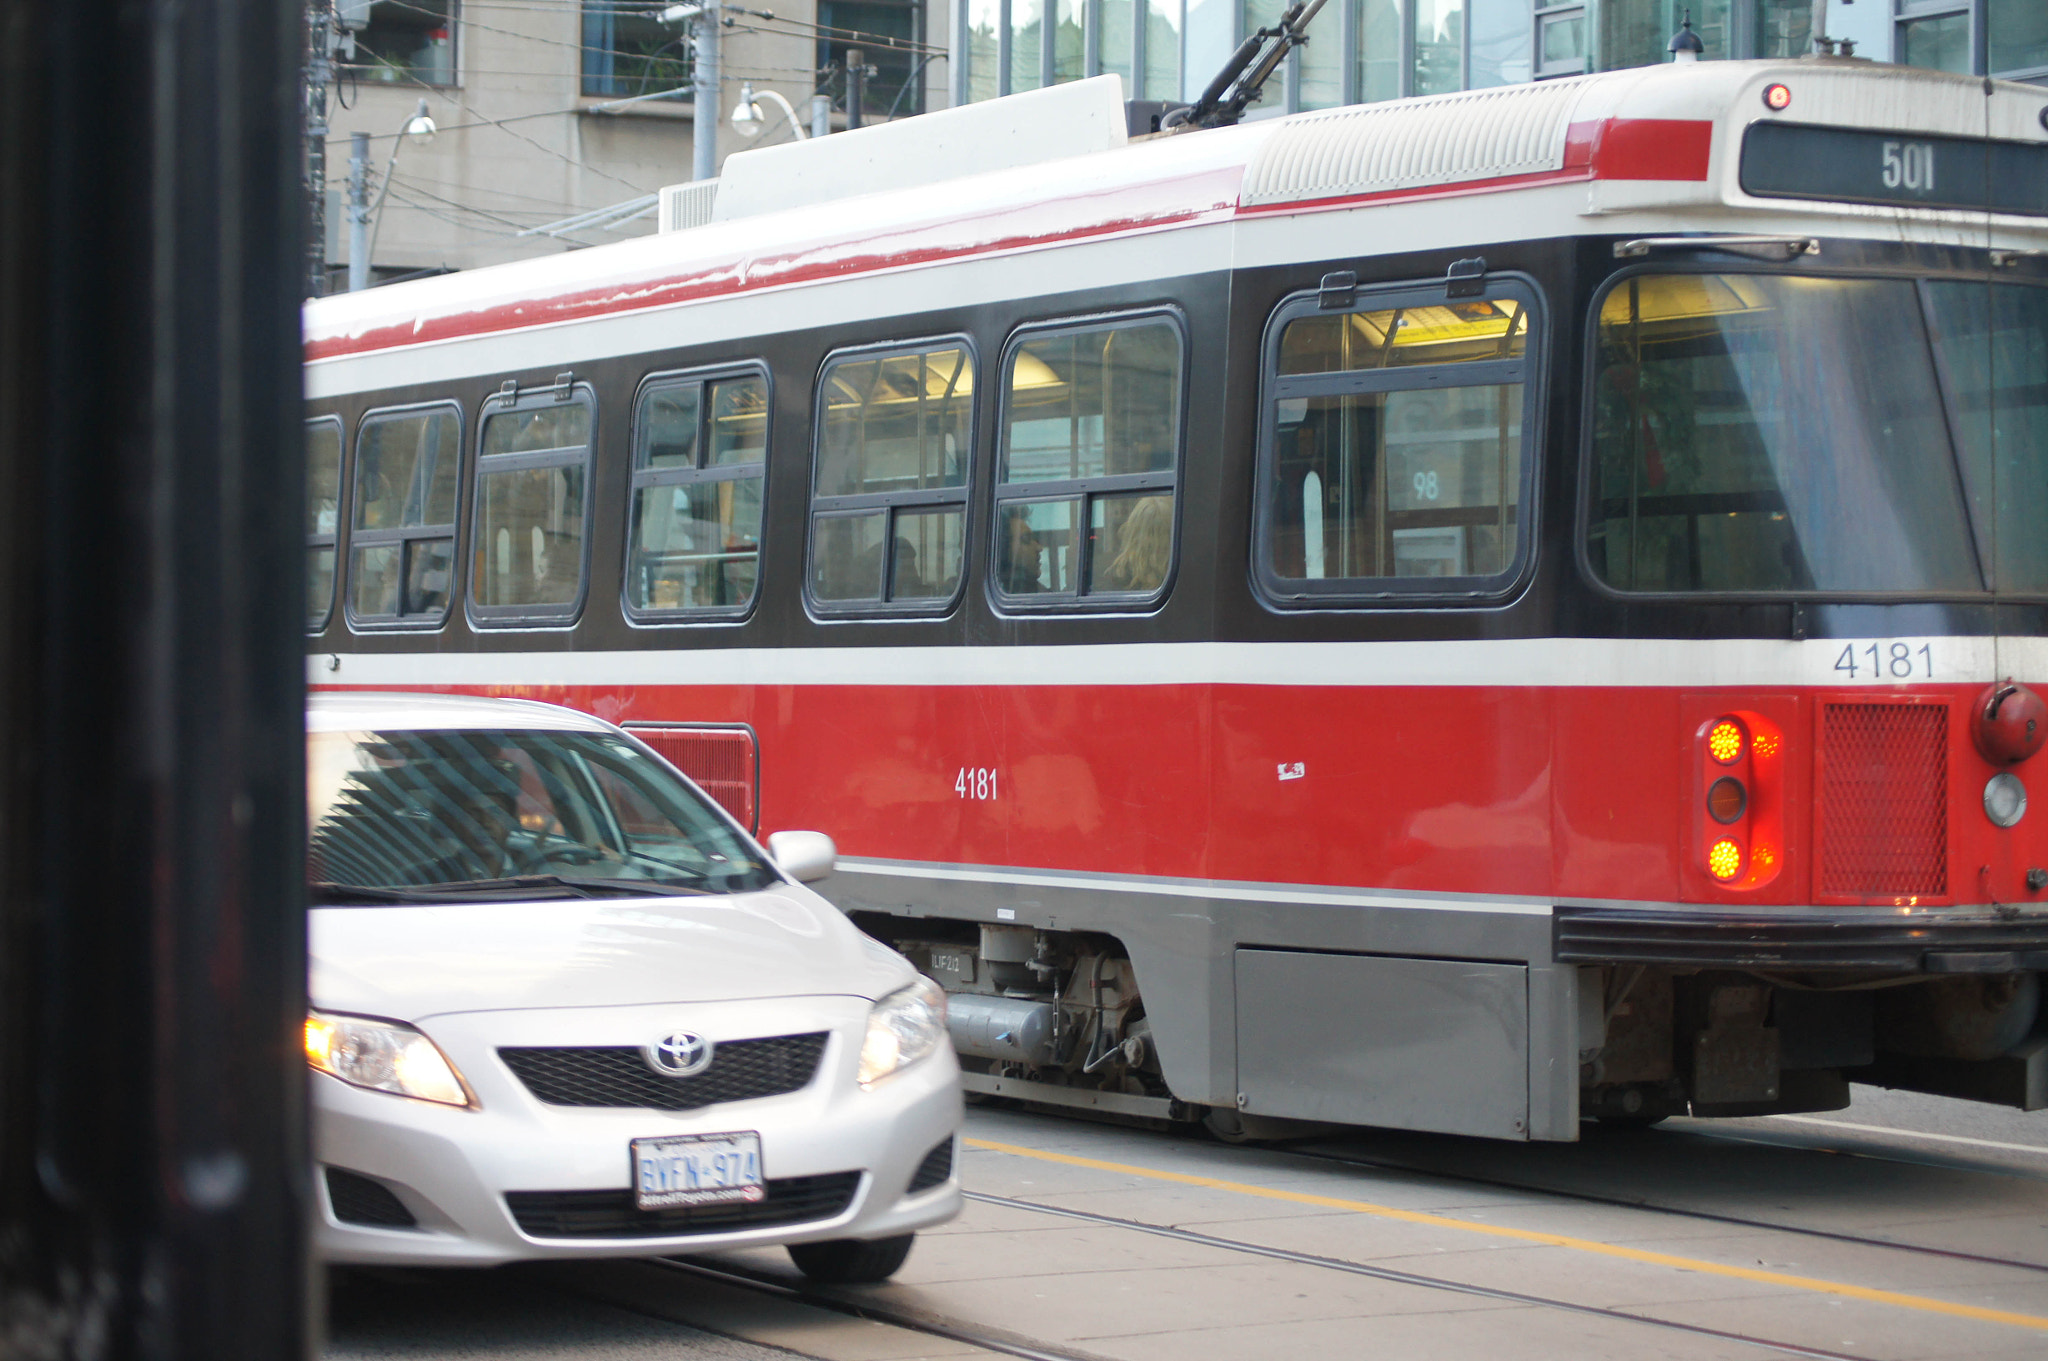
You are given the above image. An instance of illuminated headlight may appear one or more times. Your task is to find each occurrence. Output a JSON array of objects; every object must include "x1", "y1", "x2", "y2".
[
  {"x1": 1986, "y1": 772, "x2": 2029, "y2": 829},
  {"x1": 857, "y1": 977, "x2": 948, "y2": 1087},
  {"x1": 305, "y1": 1011, "x2": 471, "y2": 1107}
]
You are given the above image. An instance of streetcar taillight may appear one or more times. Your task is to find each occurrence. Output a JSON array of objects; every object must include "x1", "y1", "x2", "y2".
[
  {"x1": 1763, "y1": 83, "x2": 1792, "y2": 112},
  {"x1": 1708, "y1": 720, "x2": 1745, "y2": 764},
  {"x1": 1694, "y1": 711, "x2": 1784, "y2": 893},
  {"x1": 1706, "y1": 775, "x2": 1747, "y2": 823}
]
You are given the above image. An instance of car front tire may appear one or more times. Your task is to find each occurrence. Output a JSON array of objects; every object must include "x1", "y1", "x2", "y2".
[{"x1": 787, "y1": 1233, "x2": 914, "y2": 1284}]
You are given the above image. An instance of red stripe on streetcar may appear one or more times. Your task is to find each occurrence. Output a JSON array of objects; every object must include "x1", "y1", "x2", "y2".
[
  {"x1": 303, "y1": 169, "x2": 1244, "y2": 362},
  {"x1": 1566, "y1": 117, "x2": 1716, "y2": 181}
]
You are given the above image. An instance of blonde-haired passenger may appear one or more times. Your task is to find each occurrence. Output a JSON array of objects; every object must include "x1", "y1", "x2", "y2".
[{"x1": 1104, "y1": 495, "x2": 1172, "y2": 593}]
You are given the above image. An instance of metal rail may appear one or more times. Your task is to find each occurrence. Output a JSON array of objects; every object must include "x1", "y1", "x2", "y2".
[
  {"x1": 1281, "y1": 1134, "x2": 2048, "y2": 1275},
  {"x1": 963, "y1": 1191, "x2": 1867, "y2": 1361}
]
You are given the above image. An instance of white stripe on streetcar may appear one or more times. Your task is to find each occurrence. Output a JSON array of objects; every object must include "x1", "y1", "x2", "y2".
[{"x1": 309, "y1": 635, "x2": 2006, "y2": 690}]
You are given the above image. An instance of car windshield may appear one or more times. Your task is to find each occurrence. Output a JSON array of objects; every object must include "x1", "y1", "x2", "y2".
[
  {"x1": 307, "y1": 727, "x2": 777, "y2": 900},
  {"x1": 1588, "y1": 273, "x2": 2048, "y2": 595}
]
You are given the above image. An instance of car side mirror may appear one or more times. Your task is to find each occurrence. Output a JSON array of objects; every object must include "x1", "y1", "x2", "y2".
[{"x1": 765, "y1": 830, "x2": 836, "y2": 883}]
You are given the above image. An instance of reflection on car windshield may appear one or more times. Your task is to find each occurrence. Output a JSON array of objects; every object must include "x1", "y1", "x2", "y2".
[{"x1": 307, "y1": 727, "x2": 776, "y2": 900}]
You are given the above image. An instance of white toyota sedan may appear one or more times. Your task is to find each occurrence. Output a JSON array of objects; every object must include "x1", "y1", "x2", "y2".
[{"x1": 306, "y1": 692, "x2": 960, "y2": 1282}]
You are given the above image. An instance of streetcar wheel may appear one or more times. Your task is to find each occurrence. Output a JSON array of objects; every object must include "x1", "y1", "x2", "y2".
[{"x1": 787, "y1": 1233, "x2": 915, "y2": 1284}]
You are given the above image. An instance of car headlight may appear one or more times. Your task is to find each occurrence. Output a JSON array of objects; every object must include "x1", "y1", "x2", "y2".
[
  {"x1": 305, "y1": 1011, "x2": 471, "y2": 1107},
  {"x1": 857, "y1": 977, "x2": 948, "y2": 1087}
]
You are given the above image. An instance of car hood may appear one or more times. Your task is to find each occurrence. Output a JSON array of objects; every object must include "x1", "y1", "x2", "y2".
[{"x1": 309, "y1": 885, "x2": 914, "y2": 1021}]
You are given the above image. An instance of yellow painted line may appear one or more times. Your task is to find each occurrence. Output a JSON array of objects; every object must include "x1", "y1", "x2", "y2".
[{"x1": 964, "y1": 1136, "x2": 2048, "y2": 1333}]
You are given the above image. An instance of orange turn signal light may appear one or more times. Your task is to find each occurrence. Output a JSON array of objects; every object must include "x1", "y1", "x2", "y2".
[
  {"x1": 1708, "y1": 720, "x2": 1745, "y2": 764},
  {"x1": 1708, "y1": 839, "x2": 1743, "y2": 880}
]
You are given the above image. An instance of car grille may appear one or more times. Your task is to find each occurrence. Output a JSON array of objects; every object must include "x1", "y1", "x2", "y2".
[
  {"x1": 505, "y1": 1172, "x2": 862, "y2": 1239},
  {"x1": 499, "y1": 1033, "x2": 828, "y2": 1111},
  {"x1": 325, "y1": 1166, "x2": 418, "y2": 1228},
  {"x1": 907, "y1": 1137, "x2": 954, "y2": 1193}
]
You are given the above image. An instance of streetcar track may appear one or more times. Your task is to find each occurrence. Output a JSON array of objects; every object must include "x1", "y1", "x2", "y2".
[
  {"x1": 652, "y1": 1255, "x2": 1110, "y2": 1361},
  {"x1": 1273, "y1": 1138, "x2": 2048, "y2": 1276},
  {"x1": 961, "y1": 1190, "x2": 1868, "y2": 1360}
]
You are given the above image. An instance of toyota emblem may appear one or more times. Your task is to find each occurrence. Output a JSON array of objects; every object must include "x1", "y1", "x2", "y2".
[{"x1": 644, "y1": 1030, "x2": 715, "y2": 1078}]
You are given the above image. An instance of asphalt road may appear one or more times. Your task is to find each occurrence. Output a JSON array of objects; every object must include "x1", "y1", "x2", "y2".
[{"x1": 322, "y1": 1086, "x2": 2048, "y2": 1361}]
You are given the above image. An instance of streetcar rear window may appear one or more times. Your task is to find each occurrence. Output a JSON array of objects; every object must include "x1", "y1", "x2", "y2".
[
  {"x1": 809, "y1": 342, "x2": 973, "y2": 610},
  {"x1": 1588, "y1": 274, "x2": 1983, "y2": 595},
  {"x1": 1258, "y1": 287, "x2": 1534, "y2": 599},
  {"x1": 625, "y1": 368, "x2": 767, "y2": 619},
  {"x1": 1924, "y1": 281, "x2": 2048, "y2": 595}
]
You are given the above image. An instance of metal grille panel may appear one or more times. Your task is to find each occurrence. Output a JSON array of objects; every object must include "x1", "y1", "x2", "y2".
[
  {"x1": 499, "y1": 1032, "x2": 826, "y2": 1111},
  {"x1": 1820, "y1": 702, "x2": 1948, "y2": 898},
  {"x1": 627, "y1": 725, "x2": 758, "y2": 832},
  {"x1": 325, "y1": 1166, "x2": 418, "y2": 1228},
  {"x1": 506, "y1": 1172, "x2": 860, "y2": 1239}
]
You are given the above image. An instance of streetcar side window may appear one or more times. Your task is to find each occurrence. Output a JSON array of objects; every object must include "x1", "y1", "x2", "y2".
[
  {"x1": 1587, "y1": 273, "x2": 1979, "y2": 595},
  {"x1": 994, "y1": 315, "x2": 1183, "y2": 606},
  {"x1": 1257, "y1": 282, "x2": 1537, "y2": 602},
  {"x1": 307, "y1": 416, "x2": 343, "y2": 631},
  {"x1": 624, "y1": 365, "x2": 769, "y2": 619},
  {"x1": 347, "y1": 403, "x2": 463, "y2": 628},
  {"x1": 808, "y1": 340, "x2": 974, "y2": 613},
  {"x1": 468, "y1": 384, "x2": 596, "y2": 626}
]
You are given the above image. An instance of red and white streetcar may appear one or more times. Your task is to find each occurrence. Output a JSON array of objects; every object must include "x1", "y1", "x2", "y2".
[{"x1": 305, "y1": 53, "x2": 2048, "y2": 1140}]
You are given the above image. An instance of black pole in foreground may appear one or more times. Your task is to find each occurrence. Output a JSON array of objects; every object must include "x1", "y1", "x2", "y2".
[{"x1": 0, "y1": 1, "x2": 310, "y2": 1357}]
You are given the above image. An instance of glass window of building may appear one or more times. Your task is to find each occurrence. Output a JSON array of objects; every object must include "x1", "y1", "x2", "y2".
[
  {"x1": 582, "y1": 0, "x2": 693, "y2": 99},
  {"x1": 821, "y1": 0, "x2": 927, "y2": 117},
  {"x1": 470, "y1": 388, "x2": 596, "y2": 623},
  {"x1": 1990, "y1": 0, "x2": 2048, "y2": 77},
  {"x1": 342, "y1": 0, "x2": 458, "y2": 87},
  {"x1": 809, "y1": 342, "x2": 975, "y2": 610},
  {"x1": 625, "y1": 369, "x2": 769, "y2": 619}
]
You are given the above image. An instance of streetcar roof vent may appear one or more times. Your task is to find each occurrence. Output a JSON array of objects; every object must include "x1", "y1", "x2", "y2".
[
  {"x1": 1241, "y1": 77, "x2": 1590, "y2": 208},
  {"x1": 668, "y1": 75, "x2": 1130, "y2": 229},
  {"x1": 658, "y1": 179, "x2": 721, "y2": 233}
]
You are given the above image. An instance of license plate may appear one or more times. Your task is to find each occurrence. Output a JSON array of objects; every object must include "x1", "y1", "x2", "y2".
[{"x1": 631, "y1": 1130, "x2": 765, "y2": 1210}]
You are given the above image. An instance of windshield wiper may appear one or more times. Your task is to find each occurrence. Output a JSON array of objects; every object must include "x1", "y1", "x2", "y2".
[{"x1": 309, "y1": 875, "x2": 713, "y2": 905}]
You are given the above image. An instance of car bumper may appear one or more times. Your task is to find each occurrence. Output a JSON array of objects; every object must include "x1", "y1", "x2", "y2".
[{"x1": 313, "y1": 995, "x2": 963, "y2": 1267}]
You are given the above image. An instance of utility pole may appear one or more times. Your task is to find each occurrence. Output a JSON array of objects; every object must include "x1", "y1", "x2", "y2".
[
  {"x1": 346, "y1": 131, "x2": 371, "y2": 293},
  {"x1": 305, "y1": 0, "x2": 336, "y2": 297},
  {"x1": 847, "y1": 47, "x2": 866, "y2": 130},
  {"x1": 693, "y1": 0, "x2": 723, "y2": 181}
]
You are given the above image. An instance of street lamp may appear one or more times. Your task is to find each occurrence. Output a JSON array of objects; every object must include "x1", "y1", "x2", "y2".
[
  {"x1": 730, "y1": 82, "x2": 808, "y2": 141},
  {"x1": 347, "y1": 99, "x2": 438, "y2": 292}
]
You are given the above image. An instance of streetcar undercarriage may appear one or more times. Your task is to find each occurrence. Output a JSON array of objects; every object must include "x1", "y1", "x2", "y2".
[{"x1": 859, "y1": 914, "x2": 2048, "y2": 1138}]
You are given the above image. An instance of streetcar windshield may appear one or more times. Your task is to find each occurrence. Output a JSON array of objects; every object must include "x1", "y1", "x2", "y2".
[
  {"x1": 307, "y1": 727, "x2": 777, "y2": 900},
  {"x1": 1588, "y1": 273, "x2": 2048, "y2": 595}
]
